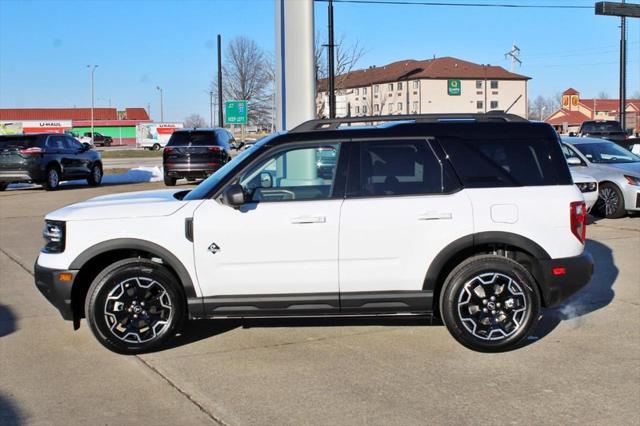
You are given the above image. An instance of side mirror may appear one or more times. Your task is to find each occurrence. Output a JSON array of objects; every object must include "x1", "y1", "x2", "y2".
[
  {"x1": 222, "y1": 184, "x2": 245, "y2": 207},
  {"x1": 82, "y1": 142, "x2": 91, "y2": 151},
  {"x1": 260, "y1": 172, "x2": 273, "y2": 188},
  {"x1": 567, "y1": 157, "x2": 581, "y2": 166}
]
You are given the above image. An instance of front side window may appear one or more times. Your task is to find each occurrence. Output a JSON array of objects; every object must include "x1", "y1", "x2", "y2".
[
  {"x1": 238, "y1": 144, "x2": 341, "y2": 202},
  {"x1": 64, "y1": 136, "x2": 83, "y2": 150},
  {"x1": 356, "y1": 140, "x2": 456, "y2": 197}
]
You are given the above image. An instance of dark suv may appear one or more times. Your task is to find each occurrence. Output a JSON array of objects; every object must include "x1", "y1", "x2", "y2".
[
  {"x1": 162, "y1": 128, "x2": 234, "y2": 186},
  {"x1": 0, "y1": 133, "x2": 103, "y2": 191},
  {"x1": 578, "y1": 120, "x2": 629, "y2": 148}
]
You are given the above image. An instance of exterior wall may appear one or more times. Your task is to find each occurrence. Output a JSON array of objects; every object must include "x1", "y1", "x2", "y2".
[{"x1": 72, "y1": 125, "x2": 137, "y2": 146}]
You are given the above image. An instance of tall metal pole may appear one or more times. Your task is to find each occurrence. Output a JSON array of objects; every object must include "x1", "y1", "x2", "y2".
[
  {"x1": 327, "y1": 0, "x2": 336, "y2": 118},
  {"x1": 209, "y1": 91, "x2": 214, "y2": 127},
  {"x1": 87, "y1": 65, "x2": 98, "y2": 140},
  {"x1": 156, "y1": 86, "x2": 164, "y2": 122},
  {"x1": 619, "y1": 1, "x2": 627, "y2": 130},
  {"x1": 217, "y1": 34, "x2": 223, "y2": 127}
]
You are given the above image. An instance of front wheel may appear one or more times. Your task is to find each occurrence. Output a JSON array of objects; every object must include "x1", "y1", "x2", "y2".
[
  {"x1": 87, "y1": 163, "x2": 103, "y2": 186},
  {"x1": 44, "y1": 166, "x2": 61, "y2": 191},
  {"x1": 85, "y1": 258, "x2": 185, "y2": 354},
  {"x1": 440, "y1": 255, "x2": 540, "y2": 352},
  {"x1": 0, "y1": 182, "x2": 8, "y2": 191},
  {"x1": 595, "y1": 182, "x2": 625, "y2": 219}
]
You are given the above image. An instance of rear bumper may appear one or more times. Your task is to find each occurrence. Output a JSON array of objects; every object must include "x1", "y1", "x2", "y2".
[
  {"x1": 0, "y1": 168, "x2": 43, "y2": 183},
  {"x1": 34, "y1": 261, "x2": 78, "y2": 321},
  {"x1": 164, "y1": 162, "x2": 221, "y2": 178},
  {"x1": 537, "y1": 252, "x2": 594, "y2": 307}
]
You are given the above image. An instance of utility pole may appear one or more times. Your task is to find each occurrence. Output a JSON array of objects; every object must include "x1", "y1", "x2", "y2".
[
  {"x1": 156, "y1": 86, "x2": 164, "y2": 122},
  {"x1": 504, "y1": 44, "x2": 522, "y2": 72},
  {"x1": 217, "y1": 34, "x2": 223, "y2": 127},
  {"x1": 86, "y1": 65, "x2": 98, "y2": 140},
  {"x1": 209, "y1": 91, "x2": 214, "y2": 127},
  {"x1": 327, "y1": 0, "x2": 336, "y2": 118}
]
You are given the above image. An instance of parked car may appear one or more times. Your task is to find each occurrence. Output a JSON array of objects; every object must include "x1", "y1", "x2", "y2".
[
  {"x1": 64, "y1": 131, "x2": 81, "y2": 142},
  {"x1": 571, "y1": 171, "x2": 598, "y2": 212},
  {"x1": 577, "y1": 120, "x2": 630, "y2": 149},
  {"x1": 562, "y1": 136, "x2": 640, "y2": 218},
  {"x1": 34, "y1": 113, "x2": 593, "y2": 354},
  {"x1": 0, "y1": 133, "x2": 102, "y2": 191},
  {"x1": 81, "y1": 132, "x2": 112, "y2": 147},
  {"x1": 163, "y1": 128, "x2": 234, "y2": 186}
]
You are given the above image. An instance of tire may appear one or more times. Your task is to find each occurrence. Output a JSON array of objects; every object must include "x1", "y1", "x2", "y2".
[
  {"x1": 595, "y1": 182, "x2": 625, "y2": 219},
  {"x1": 439, "y1": 255, "x2": 540, "y2": 352},
  {"x1": 87, "y1": 162, "x2": 103, "y2": 186},
  {"x1": 0, "y1": 182, "x2": 8, "y2": 191},
  {"x1": 164, "y1": 173, "x2": 176, "y2": 186},
  {"x1": 152, "y1": 143, "x2": 161, "y2": 151},
  {"x1": 85, "y1": 258, "x2": 185, "y2": 354},
  {"x1": 44, "y1": 166, "x2": 61, "y2": 191}
]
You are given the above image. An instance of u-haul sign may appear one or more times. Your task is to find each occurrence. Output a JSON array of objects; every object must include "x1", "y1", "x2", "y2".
[{"x1": 18, "y1": 120, "x2": 72, "y2": 134}]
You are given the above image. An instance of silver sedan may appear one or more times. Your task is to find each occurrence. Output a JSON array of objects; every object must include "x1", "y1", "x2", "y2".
[{"x1": 562, "y1": 136, "x2": 640, "y2": 218}]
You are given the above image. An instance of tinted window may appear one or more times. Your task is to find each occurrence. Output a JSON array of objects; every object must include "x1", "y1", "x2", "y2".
[
  {"x1": 63, "y1": 136, "x2": 83, "y2": 150},
  {"x1": 45, "y1": 136, "x2": 64, "y2": 150},
  {"x1": 167, "y1": 131, "x2": 218, "y2": 147},
  {"x1": 0, "y1": 135, "x2": 42, "y2": 149},
  {"x1": 443, "y1": 137, "x2": 570, "y2": 187},
  {"x1": 357, "y1": 140, "x2": 455, "y2": 196},
  {"x1": 580, "y1": 121, "x2": 623, "y2": 133},
  {"x1": 573, "y1": 142, "x2": 639, "y2": 164}
]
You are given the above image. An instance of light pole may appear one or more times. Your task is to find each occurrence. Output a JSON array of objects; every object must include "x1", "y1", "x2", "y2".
[
  {"x1": 156, "y1": 86, "x2": 164, "y2": 122},
  {"x1": 540, "y1": 105, "x2": 546, "y2": 121},
  {"x1": 209, "y1": 91, "x2": 214, "y2": 127},
  {"x1": 87, "y1": 65, "x2": 98, "y2": 139}
]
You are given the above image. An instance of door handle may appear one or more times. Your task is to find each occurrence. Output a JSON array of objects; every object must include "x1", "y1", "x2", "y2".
[
  {"x1": 290, "y1": 216, "x2": 326, "y2": 224},
  {"x1": 418, "y1": 211, "x2": 453, "y2": 221}
]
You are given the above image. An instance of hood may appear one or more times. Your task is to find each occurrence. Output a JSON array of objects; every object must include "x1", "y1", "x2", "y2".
[
  {"x1": 570, "y1": 171, "x2": 596, "y2": 183},
  {"x1": 593, "y1": 162, "x2": 640, "y2": 176},
  {"x1": 46, "y1": 189, "x2": 190, "y2": 221}
]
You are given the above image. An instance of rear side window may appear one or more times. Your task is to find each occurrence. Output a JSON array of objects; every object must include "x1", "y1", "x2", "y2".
[
  {"x1": 0, "y1": 135, "x2": 42, "y2": 149},
  {"x1": 167, "y1": 131, "x2": 218, "y2": 147},
  {"x1": 355, "y1": 139, "x2": 458, "y2": 197},
  {"x1": 442, "y1": 137, "x2": 571, "y2": 187}
]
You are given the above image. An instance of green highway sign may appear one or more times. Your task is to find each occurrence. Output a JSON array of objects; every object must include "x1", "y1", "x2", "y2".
[
  {"x1": 225, "y1": 100, "x2": 248, "y2": 125},
  {"x1": 447, "y1": 79, "x2": 461, "y2": 96}
]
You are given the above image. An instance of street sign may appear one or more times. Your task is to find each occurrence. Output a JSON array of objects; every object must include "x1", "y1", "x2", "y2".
[
  {"x1": 448, "y1": 80, "x2": 461, "y2": 96},
  {"x1": 595, "y1": 2, "x2": 640, "y2": 18},
  {"x1": 225, "y1": 100, "x2": 248, "y2": 125}
]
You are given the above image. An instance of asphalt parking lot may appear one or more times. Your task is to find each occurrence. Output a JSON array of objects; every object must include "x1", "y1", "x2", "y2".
[{"x1": 1, "y1": 182, "x2": 639, "y2": 426}]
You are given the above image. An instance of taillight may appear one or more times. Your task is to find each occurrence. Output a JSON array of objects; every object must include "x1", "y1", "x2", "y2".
[
  {"x1": 163, "y1": 147, "x2": 173, "y2": 153},
  {"x1": 208, "y1": 146, "x2": 221, "y2": 152},
  {"x1": 570, "y1": 201, "x2": 587, "y2": 243},
  {"x1": 19, "y1": 147, "x2": 43, "y2": 155}
]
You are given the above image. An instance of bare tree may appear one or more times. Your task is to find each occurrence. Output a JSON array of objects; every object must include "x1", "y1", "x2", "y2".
[
  {"x1": 527, "y1": 94, "x2": 562, "y2": 120},
  {"x1": 632, "y1": 90, "x2": 640, "y2": 99},
  {"x1": 597, "y1": 91, "x2": 610, "y2": 99},
  {"x1": 184, "y1": 113, "x2": 207, "y2": 128},
  {"x1": 215, "y1": 36, "x2": 272, "y2": 127}
]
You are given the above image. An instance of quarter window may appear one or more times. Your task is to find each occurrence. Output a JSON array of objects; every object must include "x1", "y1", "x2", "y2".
[{"x1": 238, "y1": 144, "x2": 341, "y2": 202}]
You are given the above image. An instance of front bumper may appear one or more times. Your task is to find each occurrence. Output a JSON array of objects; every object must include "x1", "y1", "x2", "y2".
[
  {"x1": 34, "y1": 261, "x2": 78, "y2": 321},
  {"x1": 537, "y1": 252, "x2": 594, "y2": 307},
  {"x1": 622, "y1": 185, "x2": 640, "y2": 211}
]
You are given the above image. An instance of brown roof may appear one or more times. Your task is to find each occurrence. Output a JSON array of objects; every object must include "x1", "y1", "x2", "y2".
[
  {"x1": 546, "y1": 109, "x2": 590, "y2": 126},
  {"x1": 579, "y1": 99, "x2": 640, "y2": 113},
  {"x1": 563, "y1": 88, "x2": 580, "y2": 95},
  {"x1": 125, "y1": 108, "x2": 150, "y2": 120},
  {"x1": 318, "y1": 56, "x2": 529, "y2": 91},
  {"x1": 0, "y1": 107, "x2": 150, "y2": 121}
]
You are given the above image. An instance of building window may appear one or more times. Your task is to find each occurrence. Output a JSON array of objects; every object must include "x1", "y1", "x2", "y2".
[
  {"x1": 397, "y1": 102, "x2": 403, "y2": 111},
  {"x1": 490, "y1": 101, "x2": 499, "y2": 110},
  {"x1": 476, "y1": 100, "x2": 484, "y2": 110},
  {"x1": 363, "y1": 105, "x2": 368, "y2": 114},
  {"x1": 476, "y1": 80, "x2": 483, "y2": 89},
  {"x1": 412, "y1": 101, "x2": 419, "y2": 112},
  {"x1": 363, "y1": 87, "x2": 367, "y2": 95},
  {"x1": 490, "y1": 80, "x2": 499, "y2": 89},
  {"x1": 356, "y1": 106, "x2": 360, "y2": 114},
  {"x1": 374, "y1": 104, "x2": 380, "y2": 112},
  {"x1": 355, "y1": 88, "x2": 359, "y2": 95},
  {"x1": 388, "y1": 103, "x2": 394, "y2": 112},
  {"x1": 397, "y1": 82, "x2": 403, "y2": 90},
  {"x1": 388, "y1": 83, "x2": 394, "y2": 91},
  {"x1": 374, "y1": 85, "x2": 379, "y2": 93},
  {"x1": 413, "y1": 81, "x2": 419, "y2": 89}
]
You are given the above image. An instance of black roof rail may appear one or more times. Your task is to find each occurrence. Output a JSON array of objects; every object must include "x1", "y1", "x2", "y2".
[{"x1": 290, "y1": 112, "x2": 528, "y2": 133}]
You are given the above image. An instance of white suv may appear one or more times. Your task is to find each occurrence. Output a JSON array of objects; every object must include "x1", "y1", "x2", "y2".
[{"x1": 35, "y1": 114, "x2": 594, "y2": 354}]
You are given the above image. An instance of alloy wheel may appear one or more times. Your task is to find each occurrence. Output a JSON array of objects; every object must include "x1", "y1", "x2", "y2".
[{"x1": 600, "y1": 187, "x2": 619, "y2": 217}]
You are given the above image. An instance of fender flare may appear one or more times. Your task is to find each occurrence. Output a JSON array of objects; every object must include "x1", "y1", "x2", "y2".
[
  {"x1": 69, "y1": 238, "x2": 198, "y2": 298},
  {"x1": 423, "y1": 231, "x2": 551, "y2": 291}
]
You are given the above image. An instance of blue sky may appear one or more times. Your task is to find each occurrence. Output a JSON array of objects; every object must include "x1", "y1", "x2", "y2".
[{"x1": 1, "y1": 0, "x2": 638, "y2": 122}]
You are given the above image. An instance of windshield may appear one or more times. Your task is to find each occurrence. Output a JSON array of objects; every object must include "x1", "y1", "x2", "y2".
[
  {"x1": 183, "y1": 133, "x2": 280, "y2": 200},
  {"x1": 167, "y1": 131, "x2": 218, "y2": 146},
  {"x1": 573, "y1": 142, "x2": 640, "y2": 164}
]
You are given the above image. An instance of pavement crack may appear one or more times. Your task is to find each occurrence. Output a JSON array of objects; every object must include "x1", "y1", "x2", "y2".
[
  {"x1": 135, "y1": 356, "x2": 229, "y2": 426},
  {"x1": 0, "y1": 248, "x2": 34, "y2": 276}
]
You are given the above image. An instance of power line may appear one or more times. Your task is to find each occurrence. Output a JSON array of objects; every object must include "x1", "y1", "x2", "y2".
[{"x1": 316, "y1": 0, "x2": 592, "y2": 9}]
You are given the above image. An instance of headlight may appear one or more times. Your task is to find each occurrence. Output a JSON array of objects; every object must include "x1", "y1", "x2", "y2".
[
  {"x1": 624, "y1": 175, "x2": 640, "y2": 186},
  {"x1": 42, "y1": 220, "x2": 65, "y2": 253},
  {"x1": 576, "y1": 182, "x2": 597, "y2": 193}
]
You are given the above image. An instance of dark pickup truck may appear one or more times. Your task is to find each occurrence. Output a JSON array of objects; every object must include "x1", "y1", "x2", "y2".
[{"x1": 578, "y1": 120, "x2": 630, "y2": 149}]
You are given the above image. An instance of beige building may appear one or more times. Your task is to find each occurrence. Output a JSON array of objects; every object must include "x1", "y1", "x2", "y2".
[{"x1": 317, "y1": 57, "x2": 530, "y2": 119}]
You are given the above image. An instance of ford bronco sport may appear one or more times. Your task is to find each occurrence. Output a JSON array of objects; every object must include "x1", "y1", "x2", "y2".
[{"x1": 35, "y1": 113, "x2": 594, "y2": 354}]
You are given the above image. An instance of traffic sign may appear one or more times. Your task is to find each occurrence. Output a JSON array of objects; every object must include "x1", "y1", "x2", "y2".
[
  {"x1": 448, "y1": 80, "x2": 461, "y2": 96},
  {"x1": 225, "y1": 100, "x2": 248, "y2": 125}
]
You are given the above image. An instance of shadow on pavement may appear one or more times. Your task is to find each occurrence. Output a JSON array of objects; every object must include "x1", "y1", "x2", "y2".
[
  {"x1": 0, "y1": 393, "x2": 23, "y2": 426},
  {"x1": 0, "y1": 304, "x2": 16, "y2": 338},
  {"x1": 529, "y1": 238, "x2": 617, "y2": 344}
]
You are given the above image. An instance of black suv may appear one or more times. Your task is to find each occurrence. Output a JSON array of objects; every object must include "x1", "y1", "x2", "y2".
[
  {"x1": 578, "y1": 120, "x2": 629, "y2": 148},
  {"x1": 163, "y1": 128, "x2": 234, "y2": 186},
  {"x1": 0, "y1": 133, "x2": 103, "y2": 191}
]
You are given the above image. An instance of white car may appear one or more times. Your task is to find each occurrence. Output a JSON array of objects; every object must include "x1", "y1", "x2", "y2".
[
  {"x1": 34, "y1": 114, "x2": 594, "y2": 354},
  {"x1": 571, "y1": 171, "x2": 598, "y2": 212}
]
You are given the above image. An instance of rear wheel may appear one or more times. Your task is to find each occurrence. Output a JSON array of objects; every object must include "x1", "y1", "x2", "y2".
[
  {"x1": 595, "y1": 182, "x2": 625, "y2": 219},
  {"x1": 87, "y1": 163, "x2": 103, "y2": 186},
  {"x1": 440, "y1": 255, "x2": 540, "y2": 352},
  {"x1": 164, "y1": 173, "x2": 176, "y2": 186},
  {"x1": 0, "y1": 182, "x2": 8, "y2": 191},
  {"x1": 152, "y1": 143, "x2": 161, "y2": 151},
  {"x1": 85, "y1": 258, "x2": 185, "y2": 354},
  {"x1": 44, "y1": 166, "x2": 61, "y2": 191}
]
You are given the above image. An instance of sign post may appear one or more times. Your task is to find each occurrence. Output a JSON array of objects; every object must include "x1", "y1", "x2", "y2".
[
  {"x1": 225, "y1": 100, "x2": 248, "y2": 142},
  {"x1": 448, "y1": 80, "x2": 461, "y2": 96}
]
